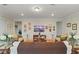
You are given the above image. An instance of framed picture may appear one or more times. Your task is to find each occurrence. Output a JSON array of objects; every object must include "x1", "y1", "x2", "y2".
[
  {"x1": 28, "y1": 22, "x2": 31, "y2": 26},
  {"x1": 49, "y1": 24, "x2": 52, "y2": 28},
  {"x1": 24, "y1": 24, "x2": 27, "y2": 28},
  {"x1": 67, "y1": 23, "x2": 71, "y2": 27},
  {"x1": 53, "y1": 26, "x2": 55, "y2": 31},
  {"x1": 49, "y1": 28, "x2": 52, "y2": 32},
  {"x1": 72, "y1": 24, "x2": 77, "y2": 30}
]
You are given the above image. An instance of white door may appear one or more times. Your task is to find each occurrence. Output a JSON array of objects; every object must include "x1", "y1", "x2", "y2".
[{"x1": 56, "y1": 22, "x2": 62, "y2": 36}]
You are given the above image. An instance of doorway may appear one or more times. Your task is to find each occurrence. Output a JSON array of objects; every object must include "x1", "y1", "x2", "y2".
[
  {"x1": 56, "y1": 22, "x2": 62, "y2": 36},
  {"x1": 15, "y1": 21, "x2": 22, "y2": 35}
]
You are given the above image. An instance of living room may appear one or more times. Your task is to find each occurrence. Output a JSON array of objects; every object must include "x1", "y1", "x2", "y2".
[{"x1": 0, "y1": 4, "x2": 79, "y2": 54}]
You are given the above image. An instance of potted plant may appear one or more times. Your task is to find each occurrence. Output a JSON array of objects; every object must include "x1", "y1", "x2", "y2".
[
  {"x1": 0, "y1": 35, "x2": 6, "y2": 41},
  {"x1": 68, "y1": 31, "x2": 77, "y2": 53},
  {"x1": 0, "y1": 34, "x2": 13, "y2": 47}
]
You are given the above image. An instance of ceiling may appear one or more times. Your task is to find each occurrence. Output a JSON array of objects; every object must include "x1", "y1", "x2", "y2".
[{"x1": 0, "y1": 4, "x2": 79, "y2": 19}]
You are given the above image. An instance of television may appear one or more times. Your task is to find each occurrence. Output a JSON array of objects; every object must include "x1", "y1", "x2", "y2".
[{"x1": 34, "y1": 25, "x2": 45, "y2": 32}]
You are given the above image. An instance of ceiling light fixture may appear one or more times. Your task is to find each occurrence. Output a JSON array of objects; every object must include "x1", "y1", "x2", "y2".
[
  {"x1": 21, "y1": 13, "x2": 24, "y2": 16},
  {"x1": 34, "y1": 7, "x2": 40, "y2": 12},
  {"x1": 51, "y1": 13, "x2": 54, "y2": 16},
  {"x1": 33, "y1": 6, "x2": 41, "y2": 12}
]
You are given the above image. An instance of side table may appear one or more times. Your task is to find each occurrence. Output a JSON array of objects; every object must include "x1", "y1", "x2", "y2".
[
  {"x1": 73, "y1": 46, "x2": 79, "y2": 54},
  {"x1": 0, "y1": 46, "x2": 10, "y2": 54}
]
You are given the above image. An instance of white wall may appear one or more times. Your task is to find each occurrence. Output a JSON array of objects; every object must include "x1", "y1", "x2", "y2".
[
  {"x1": 0, "y1": 16, "x2": 15, "y2": 35},
  {"x1": 14, "y1": 18, "x2": 58, "y2": 40},
  {"x1": 61, "y1": 12, "x2": 79, "y2": 35}
]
